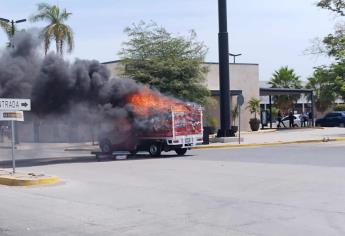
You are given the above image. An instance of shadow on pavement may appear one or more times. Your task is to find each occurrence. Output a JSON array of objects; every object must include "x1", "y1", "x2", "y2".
[{"x1": 0, "y1": 154, "x2": 191, "y2": 168}]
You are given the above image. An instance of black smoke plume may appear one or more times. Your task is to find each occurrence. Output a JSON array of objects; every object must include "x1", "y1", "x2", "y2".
[{"x1": 0, "y1": 31, "x2": 175, "y2": 142}]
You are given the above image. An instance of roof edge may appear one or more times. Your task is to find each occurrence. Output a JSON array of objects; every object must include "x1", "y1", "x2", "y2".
[
  {"x1": 101, "y1": 60, "x2": 259, "y2": 66},
  {"x1": 204, "y1": 62, "x2": 259, "y2": 66}
]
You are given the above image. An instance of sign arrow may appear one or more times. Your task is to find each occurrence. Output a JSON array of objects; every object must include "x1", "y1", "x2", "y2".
[{"x1": 0, "y1": 98, "x2": 31, "y2": 111}]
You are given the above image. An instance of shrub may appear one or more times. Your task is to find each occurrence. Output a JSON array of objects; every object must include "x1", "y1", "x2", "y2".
[{"x1": 334, "y1": 104, "x2": 345, "y2": 111}]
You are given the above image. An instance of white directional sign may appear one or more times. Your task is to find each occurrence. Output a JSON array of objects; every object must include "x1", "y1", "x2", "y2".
[
  {"x1": 0, "y1": 111, "x2": 24, "y2": 121},
  {"x1": 0, "y1": 98, "x2": 31, "y2": 111},
  {"x1": 0, "y1": 98, "x2": 30, "y2": 174}
]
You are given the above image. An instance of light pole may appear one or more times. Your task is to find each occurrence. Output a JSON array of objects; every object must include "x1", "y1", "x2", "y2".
[
  {"x1": 229, "y1": 53, "x2": 242, "y2": 63},
  {"x1": 218, "y1": 0, "x2": 233, "y2": 137},
  {"x1": 0, "y1": 17, "x2": 26, "y2": 48}
]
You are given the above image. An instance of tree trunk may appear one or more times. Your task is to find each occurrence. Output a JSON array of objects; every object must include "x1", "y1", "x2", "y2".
[
  {"x1": 60, "y1": 40, "x2": 63, "y2": 56},
  {"x1": 56, "y1": 39, "x2": 59, "y2": 55}
]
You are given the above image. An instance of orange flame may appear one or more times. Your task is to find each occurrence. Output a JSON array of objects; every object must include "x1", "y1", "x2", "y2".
[{"x1": 127, "y1": 88, "x2": 189, "y2": 115}]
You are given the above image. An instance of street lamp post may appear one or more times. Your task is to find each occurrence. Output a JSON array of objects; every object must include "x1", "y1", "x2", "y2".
[
  {"x1": 218, "y1": 0, "x2": 232, "y2": 137},
  {"x1": 229, "y1": 53, "x2": 242, "y2": 64},
  {"x1": 0, "y1": 17, "x2": 26, "y2": 48}
]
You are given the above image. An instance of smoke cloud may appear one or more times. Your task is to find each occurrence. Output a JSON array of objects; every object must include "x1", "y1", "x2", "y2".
[{"x1": 0, "y1": 31, "x2": 181, "y2": 142}]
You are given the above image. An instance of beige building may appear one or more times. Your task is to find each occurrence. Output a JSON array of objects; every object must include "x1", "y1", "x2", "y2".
[
  {"x1": 103, "y1": 61, "x2": 260, "y2": 132},
  {"x1": 204, "y1": 62, "x2": 260, "y2": 131}
]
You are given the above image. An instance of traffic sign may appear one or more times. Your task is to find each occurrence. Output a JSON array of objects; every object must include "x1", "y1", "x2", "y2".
[
  {"x1": 237, "y1": 94, "x2": 244, "y2": 106},
  {"x1": 0, "y1": 111, "x2": 24, "y2": 121},
  {"x1": 0, "y1": 98, "x2": 31, "y2": 111},
  {"x1": 0, "y1": 98, "x2": 29, "y2": 174}
]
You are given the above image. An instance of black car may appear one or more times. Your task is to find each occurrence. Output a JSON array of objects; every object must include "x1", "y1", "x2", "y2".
[{"x1": 315, "y1": 111, "x2": 345, "y2": 127}]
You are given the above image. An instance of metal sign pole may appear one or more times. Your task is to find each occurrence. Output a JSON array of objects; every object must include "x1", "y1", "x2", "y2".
[
  {"x1": 236, "y1": 94, "x2": 244, "y2": 145},
  {"x1": 0, "y1": 98, "x2": 31, "y2": 174},
  {"x1": 11, "y1": 120, "x2": 16, "y2": 173},
  {"x1": 238, "y1": 104, "x2": 241, "y2": 144}
]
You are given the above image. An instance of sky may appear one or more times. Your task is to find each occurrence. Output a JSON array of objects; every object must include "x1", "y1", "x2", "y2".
[{"x1": 0, "y1": 0, "x2": 338, "y2": 81}]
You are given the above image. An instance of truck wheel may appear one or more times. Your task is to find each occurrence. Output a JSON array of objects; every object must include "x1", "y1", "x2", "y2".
[
  {"x1": 149, "y1": 143, "x2": 161, "y2": 157},
  {"x1": 100, "y1": 140, "x2": 112, "y2": 154},
  {"x1": 130, "y1": 150, "x2": 137, "y2": 156},
  {"x1": 175, "y1": 148, "x2": 187, "y2": 156}
]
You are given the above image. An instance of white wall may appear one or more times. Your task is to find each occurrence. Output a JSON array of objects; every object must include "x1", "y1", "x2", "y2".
[{"x1": 205, "y1": 63, "x2": 260, "y2": 131}]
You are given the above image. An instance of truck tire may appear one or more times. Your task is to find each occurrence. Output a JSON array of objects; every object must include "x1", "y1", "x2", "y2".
[
  {"x1": 149, "y1": 143, "x2": 162, "y2": 157},
  {"x1": 175, "y1": 148, "x2": 187, "y2": 156},
  {"x1": 100, "y1": 140, "x2": 112, "y2": 154},
  {"x1": 130, "y1": 150, "x2": 137, "y2": 156}
]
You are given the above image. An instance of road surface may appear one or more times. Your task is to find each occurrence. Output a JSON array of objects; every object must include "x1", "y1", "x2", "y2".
[{"x1": 1, "y1": 142, "x2": 345, "y2": 236}]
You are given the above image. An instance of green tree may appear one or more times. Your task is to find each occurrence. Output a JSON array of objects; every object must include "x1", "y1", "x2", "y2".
[
  {"x1": 31, "y1": 3, "x2": 74, "y2": 55},
  {"x1": 268, "y1": 66, "x2": 302, "y2": 112},
  {"x1": 306, "y1": 67, "x2": 337, "y2": 113},
  {"x1": 329, "y1": 62, "x2": 345, "y2": 100},
  {"x1": 318, "y1": 25, "x2": 345, "y2": 60},
  {"x1": 119, "y1": 21, "x2": 210, "y2": 104},
  {"x1": 310, "y1": 1, "x2": 345, "y2": 60},
  {"x1": 317, "y1": 0, "x2": 345, "y2": 16},
  {"x1": 306, "y1": 0, "x2": 345, "y2": 108}
]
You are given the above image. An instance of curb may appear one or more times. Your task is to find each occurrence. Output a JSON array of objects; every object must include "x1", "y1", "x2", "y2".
[
  {"x1": 0, "y1": 171, "x2": 60, "y2": 186},
  {"x1": 64, "y1": 148, "x2": 98, "y2": 152},
  {"x1": 0, "y1": 146, "x2": 17, "y2": 150},
  {"x1": 193, "y1": 137, "x2": 345, "y2": 150},
  {"x1": 335, "y1": 137, "x2": 345, "y2": 142},
  {"x1": 63, "y1": 137, "x2": 345, "y2": 152}
]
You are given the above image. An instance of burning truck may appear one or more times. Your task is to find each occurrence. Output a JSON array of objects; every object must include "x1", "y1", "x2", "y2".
[{"x1": 98, "y1": 88, "x2": 203, "y2": 157}]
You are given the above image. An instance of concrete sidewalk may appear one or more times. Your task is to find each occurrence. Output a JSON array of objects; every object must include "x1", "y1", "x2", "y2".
[
  {"x1": 61, "y1": 127, "x2": 345, "y2": 151},
  {"x1": 0, "y1": 127, "x2": 344, "y2": 155},
  {"x1": 197, "y1": 127, "x2": 345, "y2": 149}
]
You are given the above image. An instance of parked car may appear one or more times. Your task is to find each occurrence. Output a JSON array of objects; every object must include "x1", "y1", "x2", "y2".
[
  {"x1": 315, "y1": 111, "x2": 345, "y2": 127},
  {"x1": 277, "y1": 114, "x2": 301, "y2": 127}
]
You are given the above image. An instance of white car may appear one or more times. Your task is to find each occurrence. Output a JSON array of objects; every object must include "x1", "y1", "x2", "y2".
[{"x1": 277, "y1": 114, "x2": 302, "y2": 128}]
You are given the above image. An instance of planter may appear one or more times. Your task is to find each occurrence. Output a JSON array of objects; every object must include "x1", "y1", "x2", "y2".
[
  {"x1": 249, "y1": 118, "x2": 260, "y2": 131},
  {"x1": 204, "y1": 126, "x2": 216, "y2": 135},
  {"x1": 231, "y1": 125, "x2": 238, "y2": 134},
  {"x1": 216, "y1": 129, "x2": 235, "y2": 137}
]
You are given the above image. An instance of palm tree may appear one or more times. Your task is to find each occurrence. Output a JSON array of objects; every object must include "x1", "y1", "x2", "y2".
[
  {"x1": 0, "y1": 20, "x2": 11, "y2": 45},
  {"x1": 269, "y1": 66, "x2": 302, "y2": 112},
  {"x1": 31, "y1": 3, "x2": 74, "y2": 55},
  {"x1": 0, "y1": 20, "x2": 9, "y2": 34},
  {"x1": 246, "y1": 97, "x2": 260, "y2": 120},
  {"x1": 0, "y1": 22, "x2": 23, "y2": 48},
  {"x1": 246, "y1": 97, "x2": 261, "y2": 131}
]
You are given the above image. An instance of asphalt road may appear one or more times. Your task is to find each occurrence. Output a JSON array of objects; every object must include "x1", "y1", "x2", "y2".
[{"x1": 1, "y1": 142, "x2": 345, "y2": 236}]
